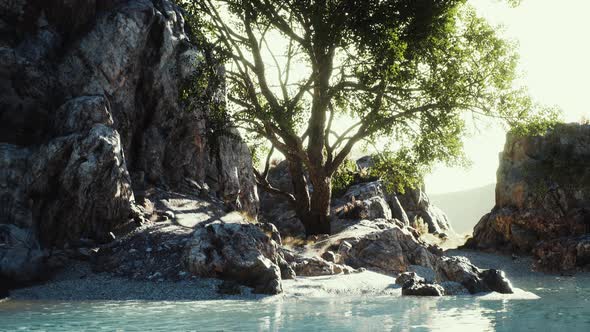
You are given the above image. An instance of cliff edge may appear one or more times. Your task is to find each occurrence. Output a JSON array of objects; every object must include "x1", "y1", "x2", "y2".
[{"x1": 465, "y1": 123, "x2": 590, "y2": 272}]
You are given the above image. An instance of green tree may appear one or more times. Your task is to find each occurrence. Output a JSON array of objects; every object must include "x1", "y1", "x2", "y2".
[{"x1": 182, "y1": 0, "x2": 557, "y2": 235}]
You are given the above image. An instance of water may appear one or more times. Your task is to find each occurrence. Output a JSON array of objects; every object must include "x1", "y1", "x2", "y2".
[{"x1": 2, "y1": 274, "x2": 590, "y2": 331}]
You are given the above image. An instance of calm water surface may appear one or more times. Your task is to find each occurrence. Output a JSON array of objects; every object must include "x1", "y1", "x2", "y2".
[{"x1": 1, "y1": 273, "x2": 590, "y2": 331}]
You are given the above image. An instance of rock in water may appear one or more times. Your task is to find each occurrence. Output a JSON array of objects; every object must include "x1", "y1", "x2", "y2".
[
  {"x1": 0, "y1": 0, "x2": 258, "y2": 284},
  {"x1": 465, "y1": 124, "x2": 590, "y2": 272},
  {"x1": 401, "y1": 279, "x2": 444, "y2": 297},
  {"x1": 185, "y1": 216, "x2": 286, "y2": 294},
  {"x1": 435, "y1": 256, "x2": 513, "y2": 294}
]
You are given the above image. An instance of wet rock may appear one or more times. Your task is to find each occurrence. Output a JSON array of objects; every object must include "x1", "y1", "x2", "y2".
[
  {"x1": 440, "y1": 281, "x2": 469, "y2": 295},
  {"x1": 395, "y1": 272, "x2": 424, "y2": 286},
  {"x1": 480, "y1": 269, "x2": 514, "y2": 294},
  {"x1": 185, "y1": 216, "x2": 285, "y2": 294},
  {"x1": 532, "y1": 235, "x2": 590, "y2": 272},
  {"x1": 401, "y1": 278, "x2": 444, "y2": 297},
  {"x1": 435, "y1": 256, "x2": 513, "y2": 294}
]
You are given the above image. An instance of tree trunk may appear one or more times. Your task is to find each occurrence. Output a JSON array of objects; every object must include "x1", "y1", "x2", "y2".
[
  {"x1": 302, "y1": 174, "x2": 332, "y2": 236},
  {"x1": 287, "y1": 158, "x2": 310, "y2": 217}
]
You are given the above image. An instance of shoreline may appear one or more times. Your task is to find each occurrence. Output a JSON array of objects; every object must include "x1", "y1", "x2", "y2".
[{"x1": 3, "y1": 249, "x2": 544, "y2": 303}]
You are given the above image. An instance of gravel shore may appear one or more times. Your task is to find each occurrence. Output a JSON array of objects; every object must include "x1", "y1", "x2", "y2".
[{"x1": 6, "y1": 249, "x2": 542, "y2": 302}]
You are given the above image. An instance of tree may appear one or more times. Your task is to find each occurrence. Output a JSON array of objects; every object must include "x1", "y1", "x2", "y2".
[{"x1": 181, "y1": 0, "x2": 557, "y2": 235}]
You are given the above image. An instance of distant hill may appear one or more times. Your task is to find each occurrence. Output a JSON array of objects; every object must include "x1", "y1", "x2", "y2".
[{"x1": 430, "y1": 184, "x2": 496, "y2": 235}]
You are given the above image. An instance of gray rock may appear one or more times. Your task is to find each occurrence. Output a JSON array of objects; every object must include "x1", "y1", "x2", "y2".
[
  {"x1": 440, "y1": 281, "x2": 469, "y2": 295},
  {"x1": 435, "y1": 256, "x2": 513, "y2": 294},
  {"x1": 395, "y1": 272, "x2": 424, "y2": 286},
  {"x1": 341, "y1": 222, "x2": 439, "y2": 273},
  {"x1": 0, "y1": 0, "x2": 259, "y2": 283},
  {"x1": 401, "y1": 279, "x2": 444, "y2": 297},
  {"x1": 0, "y1": 224, "x2": 45, "y2": 282},
  {"x1": 185, "y1": 217, "x2": 285, "y2": 294}
]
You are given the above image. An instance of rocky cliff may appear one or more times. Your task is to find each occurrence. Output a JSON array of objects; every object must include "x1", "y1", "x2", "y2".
[
  {"x1": 0, "y1": 0, "x2": 258, "y2": 283},
  {"x1": 465, "y1": 124, "x2": 590, "y2": 272}
]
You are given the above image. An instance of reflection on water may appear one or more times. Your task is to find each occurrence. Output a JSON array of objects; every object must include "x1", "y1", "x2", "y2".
[{"x1": 1, "y1": 274, "x2": 590, "y2": 331}]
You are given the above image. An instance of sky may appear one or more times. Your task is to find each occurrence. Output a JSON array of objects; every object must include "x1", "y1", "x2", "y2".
[{"x1": 425, "y1": 0, "x2": 590, "y2": 194}]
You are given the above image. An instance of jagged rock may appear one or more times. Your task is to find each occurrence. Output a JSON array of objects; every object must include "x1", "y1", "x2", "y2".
[
  {"x1": 435, "y1": 256, "x2": 513, "y2": 294},
  {"x1": 338, "y1": 220, "x2": 440, "y2": 273},
  {"x1": 401, "y1": 279, "x2": 444, "y2": 296},
  {"x1": 0, "y1": 0, "x2": 258, "y2": 283},
  {"x1": 185, "y1": 216, "x2": 285, "y2": 294},
  {"x1": 395, "y1": 272, "x2": 424, "y2": 286},
  {"x1": 466, "y1": 124, "x2": 590, "y2": 272},
  {"x1": 389, "y1": 195, "x2": 410, "y2": 226},
  {"x1": 394, "y1": 186, "x2": 452, "y2": 235},
  {"x1": 343, "y1": 181, "x2": 385, "y2": 202}
]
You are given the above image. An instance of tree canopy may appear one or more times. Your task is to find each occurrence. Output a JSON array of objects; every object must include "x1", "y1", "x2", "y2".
[{"x1": 179, "y1": 0, "x2": 558, "y2": 235}]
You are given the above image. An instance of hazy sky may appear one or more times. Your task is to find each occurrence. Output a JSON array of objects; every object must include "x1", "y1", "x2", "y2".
[{"x1": 425, "y1": 0, "x2": 590, "y2": 194}]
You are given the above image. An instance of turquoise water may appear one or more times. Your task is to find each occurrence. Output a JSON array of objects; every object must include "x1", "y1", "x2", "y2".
[{"x1": 1, "y1": 273, "x2": 590, "y2": 331}]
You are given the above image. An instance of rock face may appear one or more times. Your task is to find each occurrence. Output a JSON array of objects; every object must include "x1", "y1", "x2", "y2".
[
  {"x1": 466, "y1": 124, "x2": 590, "y2": 272},
  {"x1": 185, "y1": 215, "x2": 287, "y2": 294},
  {"x1": 0, "y1": 0, "x2": 258, "y2": 283}
]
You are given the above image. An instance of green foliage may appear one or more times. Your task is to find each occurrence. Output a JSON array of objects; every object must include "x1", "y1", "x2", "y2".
[
  {"x1": 369, "y1": 150, "x2": 428, "y2": 194},
  {"x1": 509, "y1": 105, "x2": 561, "y2": 137},
  {"x1": 331, "y1": 159, "x2": 359, "y2": 196},
  {"x1": 176, "y1": 0, "x2": 239, "y2": 153}
]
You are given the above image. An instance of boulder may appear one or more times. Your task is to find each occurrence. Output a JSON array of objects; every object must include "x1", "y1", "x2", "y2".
[
  {"x1": 185, "y1": 217, "x2": 286, "y2": 294},
  {"x1": 338, "y1": 220, "x2": 440, "y2": 273},
  {"x1": 466, "y1": 124, "x2": 590, "y2": 272},
  {"x1": 401, "y1": 279, "x2": 444, "y2": 297},
  {"x1": 435, "y1": 256, "x2": 513, "y2": 294}
]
